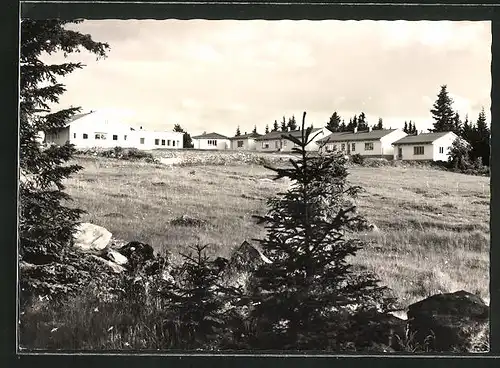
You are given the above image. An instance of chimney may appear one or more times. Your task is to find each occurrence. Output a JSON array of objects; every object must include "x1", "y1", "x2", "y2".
[{"x1": 353, "y1": 127, "x2": 358, "y2": 134}]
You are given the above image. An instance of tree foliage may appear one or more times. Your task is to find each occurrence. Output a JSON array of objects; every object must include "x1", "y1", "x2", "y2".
[
  {"x1": 19, "y1": 19, "x2": 109, "y2": 264},
  {"x1": 327, "y1": 112, "x2": 342, "y2": 132},
  {"x1": 173, "y1": 124, "x2": 194, "y2": 148},
  {"x1": 430, "y1": 85, "x2": 455, "y2": 132},
  {"x1": 247, "y1": 112, "x2": 393, "y2": 350}
]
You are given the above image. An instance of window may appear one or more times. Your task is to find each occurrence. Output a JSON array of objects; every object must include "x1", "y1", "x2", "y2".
[
  {"x1": 262, "y1": 142, "x2": 269, "y2": 149},
  {"x1": 283, "y1": 140, "x2": 287, "y2": 147},
  {"x1": 124, "y1": 135, "x2": 127, "y2": 141},
  {"x1": 113, "y1": 135, "x2": 118, "y2": 141},
  {"x1": 94, "y1": 133, "x2": 107, "y2": 140},
  {"x1": 73, "y1": 133, "x2": 76, "y2": 139},
  {"x1": 83, "y1": 133, "x2": 88, "y2": 139},
  {"x1": 351, "y1": 143, "x2": 356, "y2": 152},
  {"x1": 237, "y1": 140, "x2": 244, "y2": 148},
  {"x1": 365, "y1": 142, "x2": 374, "y2": 151},
  {"x1": 173, "y1": 140, "x2": 176, "y2": 147},
  {"x1": 167, "y1": 140, "x2": 171, "y2": 146},
  {"x1": 439, "y1": 147, "x2": 444, "y2": 154},
  {"x1": 275, "y1": 140, "x2": 280, "y2": 149},
  {"x1": 140, "y1": 138, "x2": 145, "y2": 144},
  {"x1": 208, "y1": 140, "x2": 217, "y2": 146},
  {"x1": 155, "y1": 139, "x2": 160, "y2": 146},
  {"x1": 341, "y1": 143, "x2": 345, "y2": 151},
  {"x1": 333, "y1": 144, "x2": 337, "y2": 151},
  {"x1": 414, "y1": 146, "x2": 424, "y2": 155},
  {"x1": 177, "y1": 140, "x2": 180, "y2": 147},
  {"x1": 161, "y1": 139, "x2": 166, "y2": 146}
]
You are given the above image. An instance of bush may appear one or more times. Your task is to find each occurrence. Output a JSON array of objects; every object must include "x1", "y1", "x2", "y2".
[{"x1": 351, "y1": 153, "x2": 365, "y2": 165}]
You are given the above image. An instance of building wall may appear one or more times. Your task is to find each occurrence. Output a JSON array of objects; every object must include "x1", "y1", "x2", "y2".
[
  {"x1": 380, "y1": 130, "x2": 407, "y2": 155},
  {"x1": 323, "y1": 140, "x2": 383, "y2": 156},
  {"x1": 393, "y1": 143, "x2": 434, "y2": 161},
  {"x1": 45, "y1": 112, "x2": 183, "y2": 150},
  {"x1": 230, "y1": 138, "x2": 257, "y2": 150},
  {"x1": 193, "y1": 138, "x2": 229, "y2": 150},
  {"x1": 257, "y1": 128, "x2": 331, "y2": 152},
  {"x1": 45, "y1": 128, "x2": 70, "y2": 146},
  {"x1": 432, "y1": 133, "x2": 457, "y2": 162}
]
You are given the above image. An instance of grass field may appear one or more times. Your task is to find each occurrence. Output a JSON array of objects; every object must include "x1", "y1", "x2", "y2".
[{"x1": 64, "y1": 152, "x2": 490, "y2": 309}]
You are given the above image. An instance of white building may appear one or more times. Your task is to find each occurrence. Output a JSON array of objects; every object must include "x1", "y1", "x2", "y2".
[
  {"x1": 191, "y1": 132, "x2": 230, "y2": 150},
  {"x1": 392, "y1": 131, "x2": 459, "y2": 162},
  {"x1": 316, "y1": 128, "x2": 407, "y2": 159},
  {"x1": 255, "y1": 127, "x2": 331, "y2": 152},
  {"x1": 229, "y1": 132, "x2": 262, "y2": 150},
  {"x1": 43, "y1": 110, "x2": 184, "y2": 150}
]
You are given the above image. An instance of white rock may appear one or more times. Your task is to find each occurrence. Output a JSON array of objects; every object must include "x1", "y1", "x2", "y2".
[
  {"x1": 159, "y1": 157, "x2": 182, "y2": 166},
  {"x1": 107, "y1": 249, "x2": 128, "y2": 265},
  {"x1": 73, "y1": 223, "x2": 112, "y2": 252},
  {"x1": 90, "y1": 255, "x2": 126, "y2": 273}
]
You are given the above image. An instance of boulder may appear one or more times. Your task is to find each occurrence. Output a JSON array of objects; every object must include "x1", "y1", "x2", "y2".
[
  {"x1": 90, "y1": 255, "x2": 126, "y2": 274},
  {"x1": 229, "y1": 241, "x2": 272, "y2": 272},
  {"x1": 106, "y1": 249, "x2": 128, "y2": 266},
  {"x1": 73, "y1": 223, "x2": 112, "y2": 252},
  {"x1": 406, "y1": 290, "x2": 489, "y2": 352}
]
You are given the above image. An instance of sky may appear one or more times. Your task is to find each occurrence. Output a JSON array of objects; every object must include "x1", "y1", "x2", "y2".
[{"x1": 41, "y1": 20, "x2": 491, "y2": 137}]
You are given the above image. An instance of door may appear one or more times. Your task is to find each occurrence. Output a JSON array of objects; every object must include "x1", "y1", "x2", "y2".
[{"x1": 398, "y1": 147, "x2": 402, "y2": 159}]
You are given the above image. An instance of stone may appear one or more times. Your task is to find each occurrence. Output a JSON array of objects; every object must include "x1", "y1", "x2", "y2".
[
  {"x1": 106, "y1": 249, "x2": 128, "y2": 266},
  {"x1": 407, "y1": 290, "x2": 489, "y2": 352},
  {"x1": 90, "y1": 255, "x2": 126, "y2": 274},
  {"x1": 73, "y1": 223, "x2": 112, "y2": 252},
  {"x1": 229, "y1": 241, "x2": 272, "y2": 272}
]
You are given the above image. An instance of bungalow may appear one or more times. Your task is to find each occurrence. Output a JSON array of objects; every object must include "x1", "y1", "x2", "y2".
[
  {"x1": 43, "y1": 110, "x2": 184, "y2": 150},
  {"x1": 229, "y1": 132, "x2": 262, "y2": 150},
  {"x1": 392, "y1": 131, "x2": 459, "y2": 162},
  {"x1": 255, "y1": 127, "x2": 331, "y2": 152},
  {"x1": 316, "y1": 127, "x2": 407, "y2": 159},
  {"x1": 191, "y1": 132, "x2": 230, "y2": 150}
]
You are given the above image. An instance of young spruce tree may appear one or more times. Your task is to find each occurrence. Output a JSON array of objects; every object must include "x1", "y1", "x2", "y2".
[
  {"x1": 247, "y1": 112, "x2": 392, "y2": 350},
  {"x1": 19, "y1": 20, "x2": 109, "y2": 264}
]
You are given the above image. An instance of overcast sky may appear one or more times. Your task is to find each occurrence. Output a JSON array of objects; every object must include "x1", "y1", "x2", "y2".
[{"x1": 42, "y1": 20, "x2": 491, "y2": 137}]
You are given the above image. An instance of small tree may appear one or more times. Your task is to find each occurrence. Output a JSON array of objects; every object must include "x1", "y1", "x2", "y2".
[
  {"x1": 19, "y1": 20, "x2": 109, "y2": 265},
  {"x1": 252, "y1": 125, "x2": 258, "y2": 134},
  {"x1": 327, "y1": 112, "x2": 342, "y2": 132},
  {"x1": 280, "y1": 116, "x2": 288, "y2": 132},
  {"x1": 448, "y1": 138, "x2": 475, "y2": 172},
  {"x1": 376, "y1": 118, "x2": 383, "y2": 130},
  {"x1": 174, "y1": 124, "x2": 194, "y2": 148},
  {"x1": 247, "y1": 112, "x2": 393, "y2": 350},
  {"x1": 235, "y1": 126, "x2": 241, "y2": 136},
  {"x1": 265, "y1": 124, "x2": 270, "y2": 134},
  {"x1": 287, "y1": 115, "x2": 298, "y2": 131},
  {"x1": 403, "y1": 121, "x2": 408, "y2": 134},
  {"x1": 273, "y1": 120, "x2": 279, "y2": 132}
]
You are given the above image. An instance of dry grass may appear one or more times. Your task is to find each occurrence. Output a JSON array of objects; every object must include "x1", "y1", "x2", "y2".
[{"x1": 63, "y1": 153, "x2": 490, "y2": 309}]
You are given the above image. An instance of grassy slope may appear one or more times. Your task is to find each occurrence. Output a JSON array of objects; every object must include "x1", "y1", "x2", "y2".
[{"x1": 64, "y1": 154, "x2": 490, "y2": 308}]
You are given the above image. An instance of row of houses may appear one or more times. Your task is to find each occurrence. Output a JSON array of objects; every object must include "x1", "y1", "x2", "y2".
[
  {"x1": 192, "y1": 127, "x2": 459, "y2": 162},
  {"x1": 41, "y1": 110, "x2": 459, "y2": 162}
]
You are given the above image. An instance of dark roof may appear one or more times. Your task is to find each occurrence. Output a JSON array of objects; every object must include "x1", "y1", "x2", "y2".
[
  {"x1": 229, "y1": 132, "x2": 262, "y2": 140},
  {"x1": 317, "y1": 129, "x2": 397, "y2": 143},
  {"x1": 255, "y1": 128, "x2": 323, "y2": 141},
  {"x1": 392, "y1": 132, "x2": 454, "y2": 145},
  {"x1": 64, "y1": 111, "x2": 94, "y2": 126},
  {"x1": 192, "y1": 132, "x2": 229, "y2": 140}
]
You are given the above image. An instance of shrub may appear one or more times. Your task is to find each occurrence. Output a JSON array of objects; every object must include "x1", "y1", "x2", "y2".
[{"x1": 351, "y1": 153, "x2": 365, "y2": 165}]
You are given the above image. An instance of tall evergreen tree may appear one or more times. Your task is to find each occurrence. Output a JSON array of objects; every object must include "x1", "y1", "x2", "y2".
[
  {"x1": 376, "y1": 118, "x2": 383, "y2": 130},
  {"x1": 281, "y1": 116, "x2": 288, "y2": 132},
  {"x1": 430, "y1": 85, "x2": 455, "y2": 132},
  {"x1": 327, "y1": 112, "x2": 342, "y2": 132},
  {"x1": 452, "y1": 112, "x2": 462, "y2": 135},
  {"x1": 357, "y1": 112, "x2": 368, "y2": 131},
  {"x1": 403, "y1": 121, "x2": 408, "y2": 134},
  {"x1": 346, "y1": 118, "x2": 355, "y2": 132},
  {"x1": 273, "y1": 120, "x2": 279, "y2": 132},
  {"x1": 339, "y1": 120, "x2": 346, "y2": 132},
  {"x1": 247, "y1": 112, "x2": 393, "y2": 350},
  {"x1": 236, "y1": 126, "x2": 241, "y2": 136},
  {"x1": 174, "y1": 124, "x2": 194, "y2": 148},
  {"x1": 473, "y1": 107, "x2": 490, "y2": 166},
  {"x1": 265, "y1": 124, "x2": 270, "y2": 134},
  {"x1": 287, "y1": 115, "x2": 298, "y2": 131},
  {"x1": 253, "y1": 125, "x2": 258, "y2": 134},
  {"x1": 19, "y1": 20, "x2": 109, "y2": 264}
]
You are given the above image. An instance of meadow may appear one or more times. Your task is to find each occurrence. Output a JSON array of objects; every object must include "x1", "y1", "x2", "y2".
[{"x1": 64, "y1": 150, "x2": 490, "y2": 310}]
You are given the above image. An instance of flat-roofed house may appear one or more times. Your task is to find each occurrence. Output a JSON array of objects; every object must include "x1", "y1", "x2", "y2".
[
  {"x1": 392, "y1": 131, "x2": 459, "y2": 162},
  {"x1": 229, "y1": 132, "x2": 262, "y2": 150},
  {"x1": 316, "y1": 127, "x2": 407, "y2": 159},
  {"x1": 255, "y1": 127, "x2": 331, "y2": 152},
  {"x1": 43, "y1": 110, "x2": 184, "y2": 150},
  {"x1": 191, "y1": 132, "x2": 230, "y2": 150}
]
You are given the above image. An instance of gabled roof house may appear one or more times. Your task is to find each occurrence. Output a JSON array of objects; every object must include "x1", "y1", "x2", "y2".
[
  {"x1": 392, "y1": 131, "x2": 459, "y2": 161},
  {"x1": 316, "y1": 127, "x2": 407, "y2": 159},
  {"x1": 255, "y1": 127, "x2": 331, "y2": 152},
  {"x1": 228, "y1": 132, "x2": 262, "y2": 150},
  {"x1": 191, "y1": 132, "x2": 230, "y2": 150}
]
